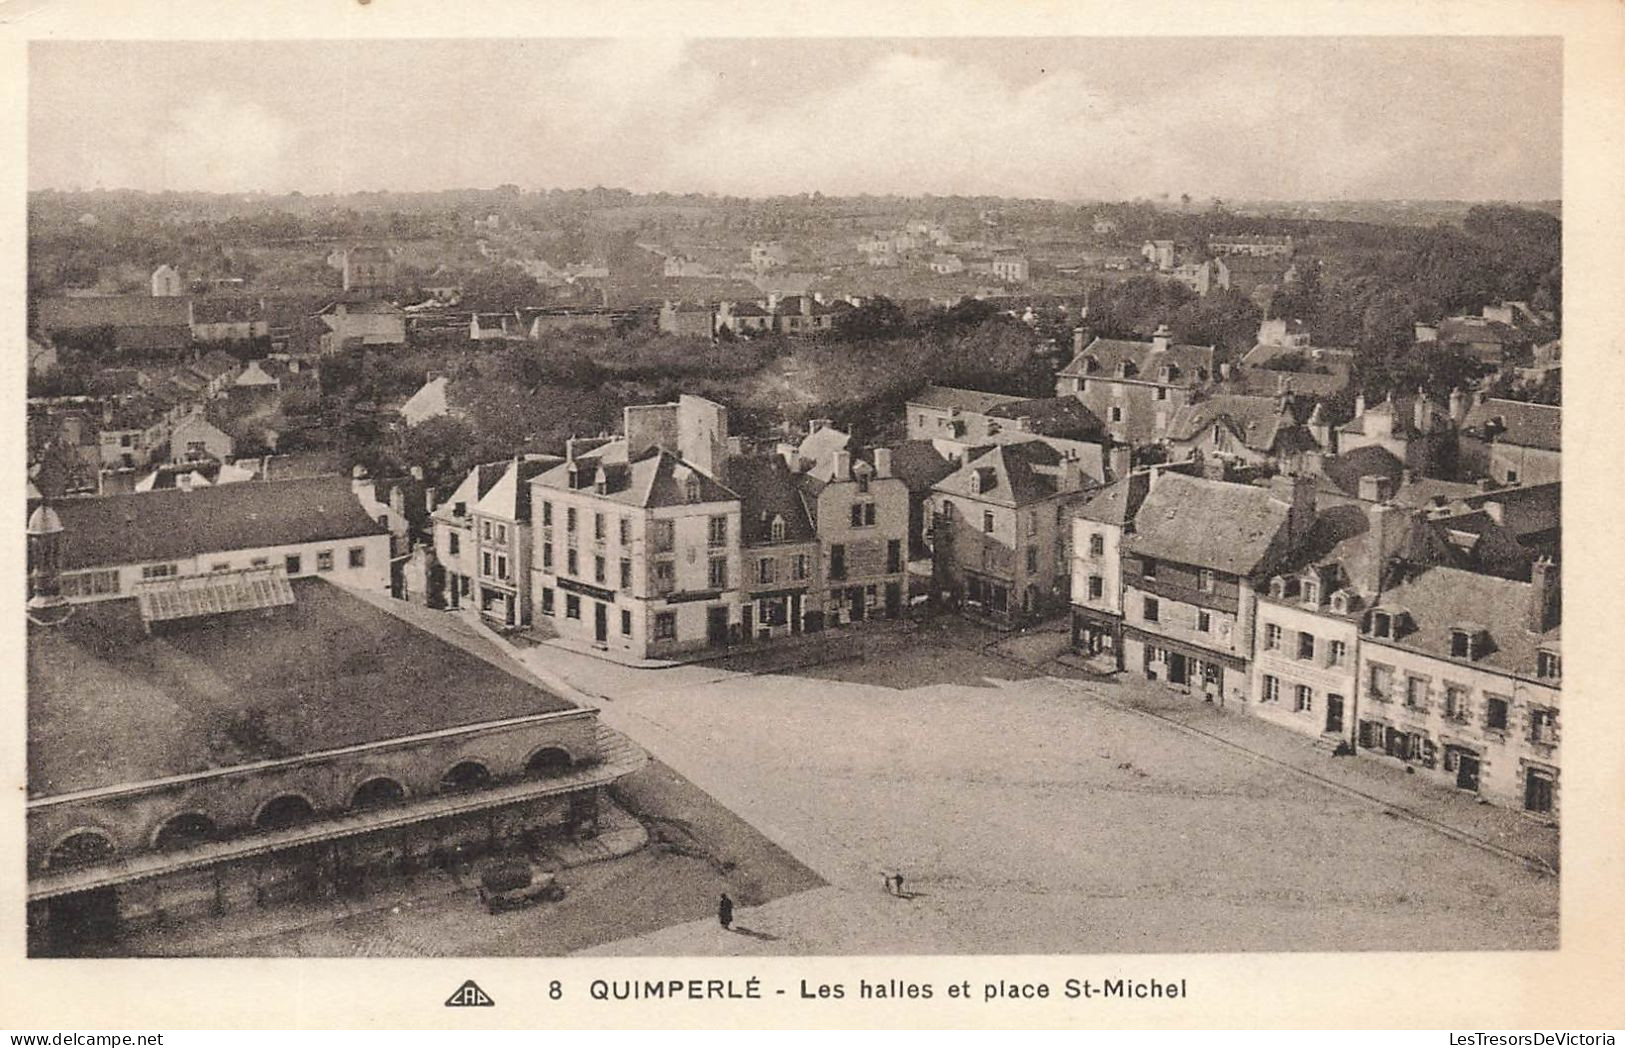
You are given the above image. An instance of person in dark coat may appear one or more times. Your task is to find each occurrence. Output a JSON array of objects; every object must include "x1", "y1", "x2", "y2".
[
  {"x1": 718, "y1": 893, "x2": 734, "y2": 929},
  {"x1": 893, "y1": 873, "x2": 905, "y2": 897}
]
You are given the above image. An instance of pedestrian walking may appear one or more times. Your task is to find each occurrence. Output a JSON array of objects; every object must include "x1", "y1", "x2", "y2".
[
  {"x1": 718, "y1": 892, "x2": 734, "y2": 930},
  {"x1": 893, "y1": 873, "x2": 905, "y2": 897},
  {"x1": 883, "y1": 873, "x2": 895, "y2": 895}
]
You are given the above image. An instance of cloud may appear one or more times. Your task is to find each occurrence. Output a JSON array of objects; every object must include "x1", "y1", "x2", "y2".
[{"x1": 154, "y1": 93, "x2": 294, "y2": 192}]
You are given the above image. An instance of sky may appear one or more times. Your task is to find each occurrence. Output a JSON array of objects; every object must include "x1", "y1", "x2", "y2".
[{"x1": 28, "y1": 37, "x2": 1562, "y2": 201}]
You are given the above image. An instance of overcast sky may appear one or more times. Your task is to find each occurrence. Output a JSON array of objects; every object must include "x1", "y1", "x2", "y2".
[{"x1": 29, "y1": 37, "x2": 1562, "y2": 201}]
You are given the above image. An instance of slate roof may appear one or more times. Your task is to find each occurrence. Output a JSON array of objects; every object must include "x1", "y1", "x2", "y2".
[
  {"x1": 932, "y1": 440, "x2": 1066, "y2": 508},
  {"x1": 1222, "y1": 364, "x2": 1350, "y2": 399},
  {"x1": 27, "y1": 578, "x2": 576, "y2": 797},
  {"x1": 50, "y1": 475, "x2": 387, "y2": 571},
  {"x1": 1438, "y1": 317, "x2": 1518, "y2": 345},
  {"x1": 985, "y1": 395, "x2": 1105, "y2": 440},
  {"x1": 721, "y1": 456, "x2": 818, "y2": 546},
  {"x1": 1366, "y1": 565, "x2": 1559, "y2": 679},
  {"x1": 474, "y1": 455, "x2": 566, "y2": 523},
  {"x1": 1055, "y1": 336, "x2": 1215, "y2": 386},
  {"x1": 1461, "y1": 398, "x2": 1561, "y2": 452},
  {"x1": 907, "y1": 384, "x2": 1027, "y2": 415},
  {"x1": 190, "y1": 296, "x2": 264, "y2": 325},
  {"x1": 1074, "y1": 472, "x2": 1151, "y2": 527},
  {"x1": 1337, "y1": 395, "x2": 1451, "y2": 439},
  {"x1": 192, "y1": 350, "x2": 241, "y2": 380},
  {"x1": 1165, "y1": 393, "x2": 1314, "y2": 454},
  {"x1": 882, "y1": 440, "x2": 957, "y2": 494},
  {"x1": 533, "y1": 443, "x2": 738, "y2": 509},
  {"x1": 1125, "y1": 471, "x2": 1293, "y2": 576},
  {"x1": 1319, "y1": 445, "x2": 1406, "y2": 498}
]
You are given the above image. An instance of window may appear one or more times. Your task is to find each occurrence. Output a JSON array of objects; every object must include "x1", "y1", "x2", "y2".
[
  {"x1": 1109, "y1": 406, "x2": 1123, "y2": 423},
  {"x1": 792, "y1": 554, "x2": 808, "y2": 580},
  {"x1": 1026, "y1": 546, "x2": 1039, "y2": 573},
  {"x1": 567, "y1": 549, "x2": 579, "y2": 576},
  {"x1": 1197, "y1": 568, "x2": 1213, "y2": 592},
  {"x1": 482, "y1": 520, "x2": 492, "y2": 540},
  {"x1": 1485, "y1": 695, "x2": 1510, "y2": 730},
  {"x1": 543, "y1": 543, "x2": 554, "y2": 570},
  {"x1": 482, "y1": 551, "x2": 493, "y2": 577},
  {"x1": 141, "y1": 563, "x2": 178, "y2": 580},
  {"x1": 654, "y1": 612, "x2": 677, "y2": 640},
  {"x1": 496, "y1": 554, "x2": 508, "y2": 580},
  {"x1": 1262, "y1": 675, "x2": 1280, "y2": 703},
  {"x1": 542, "y1": 501, "x2": 552, "y2": 527},
  {"x1": 1142, "y1": 557, "x2": 1157, "y2": 579},
  {"x1": 211, "y1": 562, "x2": 231, "y2": 573},
  {"x1": 1197, "y1": 610, "x2": 1211, "y2": 633},
  {"x1": 1368, "y1": 610, "x2": 1392, "y2": 638},
  {"x1": 829, "y1": 544, "x2": 846, "y2": 580},
  {"x1": 1301, "y1": 580, "x2": 1318, "y2": 605},
  {"x1": 654, "y1": 559, "x2": 675, "y2": 593},
  {"x1": 1294, "y1": 685, "x2": 1313, "y2": 712},
  {"x1": 1155, "y1": 386, "x2": 1168, "y2": 401},
  {"x1": 759, "y1": 558, "x2": 777, "y2": 584},
  {"x1": 983, "y1": 511, "x2": 995, "y2": 534},
  {"x1": 1328, "y1": 640, "x2": 1347, "y2": 666},
  {"x1": 1524, "y1": 767, "x2": 1554, "y2": 814},
  {"x1": 708, "y1": 556, "x2": 728, "y2": 589},
  {"x1": 619, "y1": 517, "x2": 631, "y2": 545},
  {"x1": 620, "y1": 558, "x2": 632, "y2": 590},
  {"x1": 594, "y1": 513, "x2": 605, "y2": 542},
  {"x1": 708, "y1": 515, "x2": 728, "y2": 548},
  {"x1": 1088, "y1": 575, "x2": 1104, "y2": 600},
  {"x1": 654, "y1": 520, "x2": 675, "y2": 552},
  {"x1": 621, "y1": 609, "x2": 632, "y2": 636},
  {"x1": 1297, "y1": 631, "x2": 1315, "y2": 660},
  {"x1": 1089, "y1": 533, "x2": 1104, "y2": 557},
  {"x1": 565, "y1": 594, "x2": 581, "y2": 619},
  {"x1": 594, "y1": 555, "x2": 606, "y2": 584},
  {"x1": 1143, "y1": 596, "x2": 1159, "y2": 622},
  {"x1": 1529, "y1": 707, "x2": 1559, "y2": 745},
  {"x1": 1404, "y1": 676, "x2": 1427, "y2": 709},
  {"x1": 317, "y1": 550, "x2": 334, "y2": 572},
  {"x1": 250, "y1": 558, "x2": 269, "y2": 568},
  {"x1": 1264, "y1": 623, "x2": 1282, "y2": 650},
  {"x1": 541, "y1": 588, "x2": 555, "y2": 616},
  {"x1": 856, "y1": 473, "x2": 870, "y2": 494},
  {"x1": 566, "y1": 507, "x2": 578, "y2": 533},
  {"x1": 284, "y1": 554, "x2": 302, "y2": 576},
  {"x1": 348, "y1": 546, "x2": 366, "y2": 569},
  {"x1": 448, "y1": 533, "x2": 460, "y2": 556},
  {"x1": 887, "y1": 539, "x2": 902, "y2": 573},
  {"x1": 1445, "y1": 685, "x2": 1470, "y2": 723},
  {"x1": 1027, "y1": 511, "x2": 1038, "y2": 537},
  {"x1": 770, "y1": 517, "x2": 786, "y2": 542},
  {"x1": 1505, "y1": 468, "x2": 1520, "y2": 485},
  {"x1": 1537, "y1": 650, "x2": 1561, "y2": 679},
  {"x1": 1369, "y1": 664, "x2": 1393, "y2": 702},
  {"x1": 495, "y1": 523, "x2": 507, "y2": 544},
  {"x1": 1450, "y1": 629, "x2": 1471, "y2": 658}
]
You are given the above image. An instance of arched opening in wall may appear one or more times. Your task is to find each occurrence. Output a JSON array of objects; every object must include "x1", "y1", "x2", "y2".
[
  {"x1": 255, "y1": 794, "x2": 316, "y2": 832},
  {"x1": 47, "y1": 829, "x2": 116, "y2": 870},
  {"x1": 525, "y1": 747, "x2": 574, "y2": 779},
  {"x1": 153, "y1": 813, "x2": 219, "y2": 852},
  {"x1": 350, "y1": 777, "x2": 407, "y2": 811},
  {"x1": 439, "y1": 760, "x2": 492, "y2": 793}
]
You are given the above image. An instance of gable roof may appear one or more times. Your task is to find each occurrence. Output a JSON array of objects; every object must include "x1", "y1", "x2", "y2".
[
  {"x1": 50, "y1": 475, "x2": 388, "y2": 572},
  {"x1": 190, "y1": 296, "x2": 263, "y2": 325},
  {"x1": 932, "y1": 440, "x2": 1066, "y2": 507},
  {"x1": 1165, "y1": 393, "x2": 1311, "y2": 454},
  {"x1": 1461, "y1": 398, "x2": 1561, "y2": 452},
  {"x1": 1368, "y1": 565, "x2": 1558, "y2": 678},
  {"x1": 1124, "y1": 471, "x2": 1293, "y2": 575},
  {"x1": 533, "y1": 442, "x2": 738, "y2": 509},
  {"x1": 1074, "y1": 472, "x2": 1151, "y2": 527},
  {"x1": 722, "y1": 456, "x2": 818, "y2": 546},
  {"x1": 907, "y1": 384, "x2": 1027, "y2": 415},
  {"x1": 1319, "y1": 444, "x2": 1406, "y2": 498},
  {"x1": 1055, "y1": 336, "x2": 1215, "y2": 386},
  {"x1": 984, "y1": 395, "x2": 1105, "y2": 440},
  {"x1": 37, "y1": 296, "x2": 191, "y2": 332},
  {"x1": 473, "y1": 455, "x2": 565, "y2": 522},
  {"x1": 882, "y1": 439, "x2": 957, "y2": 493}
]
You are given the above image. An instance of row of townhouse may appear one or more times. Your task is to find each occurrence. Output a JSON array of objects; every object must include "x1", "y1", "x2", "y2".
[
  {"x1": 1069, "y1": 466, "x2": 1563, "y2": 819},
  {"x1": 657, "y1": 294, "x2": 849, "y2": 339},
  {"x1": 430, "y1": 396, "x2": 912, "y2": 659}
]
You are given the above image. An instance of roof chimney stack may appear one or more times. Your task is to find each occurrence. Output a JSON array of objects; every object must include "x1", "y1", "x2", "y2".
[
  {"x1": 873, "y1": 446, "x2": 893, "y2": 479},
  {"x1": 1528, "y1": 558, "x2": 1558, "y2": 633}
]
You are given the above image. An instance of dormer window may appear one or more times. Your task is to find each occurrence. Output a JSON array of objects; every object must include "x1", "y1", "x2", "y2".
[
  {"x1": 594, "y1": 474, "x2": 608, "y2": 496},
  {"x1": 770, "y1": 515, "x2": 786, "y2": 542},
  {"x1": 1084, "y1": 356, "x2": 1100, "y2": 374},
  {"x1": 685, "y1": 477, "x2": 702, "y2": 503},
  {"x1": 1449, "y1": 625, "x2": 1488, "y2": 660},
  {"x1": 1331, "y1": 590, "x2": 1351, "y2": 614},
  {"x1": 1301, "y1": 580, "x2": 1319, "y2": 606},
  {"x1": 1269, "y1": 575, "x2": 1298, "y2": 600},
  {"x1": 1537, "y1": 649, "x2": 1561, "y2": 680},
  {"x1": 857, "y1": 473, "x2": 871, "y2": 493},
  {"x1": 1368, "y1": 610, "x2": 1393, "y2": 639}
]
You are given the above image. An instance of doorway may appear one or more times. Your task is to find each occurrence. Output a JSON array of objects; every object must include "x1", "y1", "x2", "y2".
[
  {"x1": 741, "y1": 603, "x2": 754, "y2": 640},
  {"x1": 1325, "y1": 694, "x2": 1345, "y2": 735},
  {"x1": 706, "y1": 606, "x2": 730, "y2": 647},
  {"x1": 847, "y1": 586, "x2": 865, "y2": 622},
  {"x1": 1456, "y1": 752, "x2": 1481, "y2": 792},
  {"x1": 593, "y1": 601, "x2": 608, "y2": 644},
  {"x1": 1167, "y1": 651, "x2": 1187, "y2": 686}
]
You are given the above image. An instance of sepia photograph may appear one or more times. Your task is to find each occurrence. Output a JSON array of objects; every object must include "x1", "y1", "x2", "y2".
[{"x1": 20, "y1": 31, "x2": 1570, "y2": 966}]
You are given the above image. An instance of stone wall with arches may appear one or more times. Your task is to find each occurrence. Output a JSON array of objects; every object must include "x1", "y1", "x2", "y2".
[{"x1": 27, "y1": 709, "x2": 599, "y2": 875}]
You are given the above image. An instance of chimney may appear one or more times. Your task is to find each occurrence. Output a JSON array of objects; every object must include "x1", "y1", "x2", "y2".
[
  {"x1": 1353, "y1": 393, "x2": 1366, "y2": 418},
  {"x1": 726, "y1": 435, "x2": 743, "y2": 458},
  {"x1": 1528, "y1": 558, "x2": 1557, "y2": 632},
  {"x1": 873, "y1": 446, "x2": 893, "y2": 479},
  {"x1": 1449, "y1": 387, "x2": 1466, "y2": 424},
  {"x1": 389, "y1": 484, "x2": 406, "y2": 518},
  {"x1": 800, "y1": 294, "x2": 812, "y2": 317},
  {"x1": 1484, "y1": 499, "x2": 1504, "y2": 524},
  {"x1": 1107, "y1": 444, "x2": 1131, "y2": 482},
  {"x1": 1151, "y1": 324, "x2": 1171, "y2": 353},
  {"x1": 1219, "y1": 361, "x2": 1232, "y2": 381},
  {"x1": 409, "y1": 465, "x2": 424, "y2": 482},
  {"x1": 1287, "y1": 474, "x2": 1318, "y2": 549},
  {"x1": 1413, "y1": 388, "x2": 1427, "y2": 434},
  {"x1": 767, "y1": 291, "x2": 781, "y2": 311},
  {"x1": 1072, "y1": 326, "x2": 1086, "y2": 355},
  {"x1": 425, "y1": 485, "x2": 438, "y2": 514},
  {"x1": 809, "y1": 418, "x2": 830, "y2": 435},
  {"x1": 833, "y1": 450, "x2": 852, "y2": 481},
  {"x1": 1400, "y1": 467, "x2": 1414, "y2": 488},
  {"x1": 1357, "y1": 474, "x2": 1394, "y2": 502},
  {"x1": 1362, "y1": 502, "x2": 1413, "y2": 597}
]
